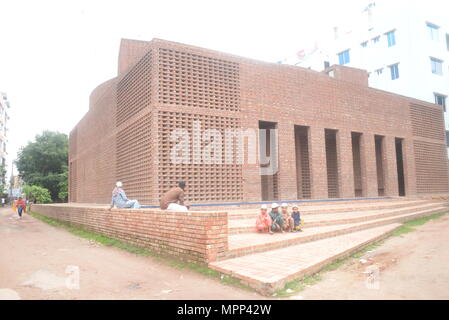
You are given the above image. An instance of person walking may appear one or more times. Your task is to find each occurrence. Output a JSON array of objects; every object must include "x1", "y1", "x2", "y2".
[{"x1": 16, "y1": 197, "x2": 26, "y2": 219}]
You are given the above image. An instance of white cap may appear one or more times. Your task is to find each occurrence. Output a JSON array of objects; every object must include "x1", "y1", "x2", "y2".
[
  {"x1": 261, "y1": 204, "x2": 268, "y2": 209},
  {"x1": 281, "y1": 203, "x2": 288, "y2": 208},
  {"x1": 116, "y1": 181, "x2": 123, "y2": 187},
  {"x1": 271, "y1": 203, "x2": 279, "y2": 209}
]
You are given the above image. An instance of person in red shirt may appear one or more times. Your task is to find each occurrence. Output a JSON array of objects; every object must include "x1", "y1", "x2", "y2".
[
  {"x1": 16, "y1": 197, "x2": 26, "y2": 219},
  {"x1": 256, "y1": 204, "x2": 273, "y2": 234}
]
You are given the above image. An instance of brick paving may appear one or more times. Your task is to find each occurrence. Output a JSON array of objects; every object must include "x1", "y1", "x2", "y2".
[
  {"x1": 208, "y1": 199, "x2": 449, "y2": 294},
  {"x1": 210, "y1": 224, "x2": 401, "y2": 294}
]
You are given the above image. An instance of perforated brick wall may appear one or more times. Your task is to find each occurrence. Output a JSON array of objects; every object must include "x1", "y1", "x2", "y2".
[
  {"x1": 158, "y1": 48, "x2": 239, "y2": 111},
  {"x1": 157, "y1": 110, "x2": 243, "y2": 202},
  {"x1": 413, "y1": 140, "x2": 449, "y2": 194},
  {"x1": 116, "y1": 50, "x2": 152, "y2": 127},
  {"x1": 116, "y1": 113, "x2": 153, "y2": 203},
  {"x1": 410, "y1": 103, "x2": 446, "y2": 140}
]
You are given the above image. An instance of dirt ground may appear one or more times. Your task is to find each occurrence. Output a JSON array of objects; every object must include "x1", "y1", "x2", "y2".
[
  {"x1": 1, "y1": 207, "x2": 449, "y2": 300},
  {"x1": 296, "y1": 213, "x2": 449, "y2": 300},
  {"x1": 0, "y1": 208, "x2": 262, "y2": 300}
]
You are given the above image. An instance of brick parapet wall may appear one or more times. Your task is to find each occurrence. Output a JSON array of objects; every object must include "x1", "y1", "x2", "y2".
[{"x1": 32, "y1": 204, "x2": 228, "y2": 264}]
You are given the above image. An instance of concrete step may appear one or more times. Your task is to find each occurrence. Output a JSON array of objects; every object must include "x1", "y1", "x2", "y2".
[
  {"x1": 228, "y1": 202, "x2": 444, "y2": 234},
  {"x1": 209, "y1": 223, "x2": 401, "y2": 295},
  {"x1": 227, "y1": 199, "x2": 432, "y2": 220},
  {"x1": 223, "y1": 206, "x2": 447, "y2": 260}
]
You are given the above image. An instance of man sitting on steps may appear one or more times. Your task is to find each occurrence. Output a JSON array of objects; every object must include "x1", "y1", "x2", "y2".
[{"x1": 160, "y1": 181, "x2": 190, "y2": 212}]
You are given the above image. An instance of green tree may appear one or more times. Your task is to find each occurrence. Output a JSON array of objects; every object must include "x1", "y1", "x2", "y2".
[
  {"x1": 16, "y1": 131, "x2": 68, "y2": 202},
  {"x1": 22, "y1": 185, "x2": 52, "y2": 204},
  {"x1": 58, "y1": 170, "x2": 68, "y2": 201}
]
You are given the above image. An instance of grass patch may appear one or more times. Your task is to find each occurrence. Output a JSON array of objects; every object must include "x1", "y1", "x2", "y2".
[
  {"x1": 27, "y1": 211, "x2": 253, "y2": 292},
  {"x1": 275, "y1": 210, "x2": 449, "y2": 297}
]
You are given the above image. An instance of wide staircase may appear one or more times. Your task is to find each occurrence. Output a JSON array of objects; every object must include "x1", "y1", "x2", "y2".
[{"x1": 208, "y1": 197, "x2": 449, "y2": 295}]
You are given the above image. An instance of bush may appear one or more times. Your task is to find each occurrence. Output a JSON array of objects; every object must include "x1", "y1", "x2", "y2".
[{"x1": 23, "y1": 185, "x2": 52, "y2": 204}]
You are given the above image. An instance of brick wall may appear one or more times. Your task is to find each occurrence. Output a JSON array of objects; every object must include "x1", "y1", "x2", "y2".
[{"x1": 32, "y1": 204, "x2": 228, "y2": 263}]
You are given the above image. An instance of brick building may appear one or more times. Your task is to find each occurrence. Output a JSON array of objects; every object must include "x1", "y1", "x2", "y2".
[{"x1": 68, "y1": 38, "x2": 449, "y2": 205}]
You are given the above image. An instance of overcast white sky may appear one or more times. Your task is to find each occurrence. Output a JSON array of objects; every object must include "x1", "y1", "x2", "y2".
[{"x1": 0, "y1": 0, "x2": 376, "y2": 177}]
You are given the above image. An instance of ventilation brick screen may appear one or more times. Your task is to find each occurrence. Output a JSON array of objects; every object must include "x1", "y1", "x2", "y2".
[
  {"x1": 414, "y1": 140, "x2": 449, "y2": 194},
  {"x1": 116, "y1": 114, "x2": 152, "y2": 202},
  {"x1": 410, "y1": 104, "x2": 445, "y2": 141},
  {"x1": 158, "y1": 111, "x2": 243, "y2": 203},
  {"x1": 158, "y1": 48, "x2": 239, "y2": 111},
  {"x1": 116, "y1": 51, "x2": 152, "y2": 127}
]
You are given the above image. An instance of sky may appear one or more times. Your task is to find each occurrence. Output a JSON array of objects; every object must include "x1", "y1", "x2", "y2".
[{"x1": 0, "y1": 0, "x2": 370, "y2": 178}]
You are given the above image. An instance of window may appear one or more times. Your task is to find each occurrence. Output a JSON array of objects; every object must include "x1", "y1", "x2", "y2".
[
  {"x1": 427, "y1": 22, "x2": 439, "y2": 40},
  {"x1": 446, "y1": 34, "x2": 449, "y2": 51},
  {"x1": 389, "y1": 63, "x2": 399, "y2": 80},
  {"x1": 446, "y1": 131, "x2": 449, "y2": 146},
  {"x1": 376, "y1": 68, "x2": 383, "y2": 75},
  {"x1": 324, "y1": 61, "x2": 330, "y2": 69},
  {"x1": 361, "y1": 41, "x2": 368, "y2": 48},
  {"x1": 435, "y1": 93, "x2": 447, "y2": 111},
  {"x1": 372, "y1": 36, "x2": 380, "y2": 44},
  {"x1": 386, "y1": 30, "x2": 396, "y2": 47},
  {"x1": 338, "y1": 50, "x2": 350, "y2": 65},
  {"x1": 430, "y1": 57, "x2": 443, "y2": 75}
]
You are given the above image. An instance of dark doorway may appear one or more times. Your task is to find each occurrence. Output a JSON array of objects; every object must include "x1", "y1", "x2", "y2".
[
  {"x1": 395, "y1": 138, "x2": 406, "y2": 196},
  {"x1": 325, "y1": 129, "x2": 339, "y2": 198},
  {"x1": 294, "y1": 125, "x2": 311, "y2": 199},
  {"x1": 351, "y1": 132, "x2": 363, "y2": 197},
  {"x1": 259, "y1": 121, "x2": 279, "y2": 201},
  {"x1": 375, "y1": 135, "x2": 385, "y2": 196}
]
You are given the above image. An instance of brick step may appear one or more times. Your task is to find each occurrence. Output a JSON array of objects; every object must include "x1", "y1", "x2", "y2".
[
  {"x1": 227, "y1": 199, "x2": 431, "y2": 220},
  {"x1": 222, "y1": 206, "x2": 447, "y2": 260},
  {"x1": 209, "y1": 223, "x2": 402, "y2": 295},
  {"x1": 228, "y1": 202, "x2": 444, "y2": 234}
]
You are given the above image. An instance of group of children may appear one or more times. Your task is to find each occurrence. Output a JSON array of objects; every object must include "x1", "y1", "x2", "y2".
[{"x1": 256, "y1": 202, "x2": 303, "y2": 234}]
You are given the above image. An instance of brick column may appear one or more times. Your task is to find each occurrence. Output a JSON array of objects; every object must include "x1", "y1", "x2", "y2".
[
  {"x1": 360, "y1": 133, "x2": 379, "y2": 197},
  {"x1": 383, "y1": 136, "x2": 399, "y2": 196},
  {"x1": 309, "y1": 127, "x2": 328, "y2": 199},
  {"x1": 402, "y1": 138, "x2": 417, "y2": 196},
  {"x1": 337, "y1": 130, "x2": 355, "y2": 198},
  {"x1": 242, "y1": 117, "x2": 262, "y2": 202},
  {"x1": 278, "y1": 123, "x2": 298, "y2": 200}
]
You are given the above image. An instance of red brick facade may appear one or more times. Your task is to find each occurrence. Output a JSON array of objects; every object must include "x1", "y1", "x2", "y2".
[{"x1": 69, "y1": 38, "x2": 449, "y2": 205}]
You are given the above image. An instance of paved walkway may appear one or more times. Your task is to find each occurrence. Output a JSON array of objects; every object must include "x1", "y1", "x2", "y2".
[
  {"x1": 210, "y1": 224, "x2": 400, "y2": 292},
  {"x1": 297, "y1": 214, "x2": 449, "y2": 299},
  {"x1": 0, "y1": 208, "x2": 261, "y2": 300}
]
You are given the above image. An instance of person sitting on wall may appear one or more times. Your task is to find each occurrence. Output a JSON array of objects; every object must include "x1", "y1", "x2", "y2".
[
  {"x1": 280, "y1": 203, "x2": 294, "y2": 232},
  {"x1": 110, "y1": 181, "x2": 141, "y2": 209},
  {"x1": 269, "y1": 203, "x2": 284, "y2": 233},
  {"x1": 256, "y1": 204, "x2": 273, "y2": 234},
  {"x1": 291, "y1": 204, "x2": 304, "y2": 232},
  {"x1": 160, "y1": 181, "x2": 190, "y2": 212}
]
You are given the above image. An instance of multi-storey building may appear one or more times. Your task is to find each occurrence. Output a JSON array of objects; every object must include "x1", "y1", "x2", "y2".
[
  {"x1": 297, "y1": 0, "x2": 449, "y2": 150},
  {"x1": 0, "y1": 92, "x2": 10, "y2": 167}
]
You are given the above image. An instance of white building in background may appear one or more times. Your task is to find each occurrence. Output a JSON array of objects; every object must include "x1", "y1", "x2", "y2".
[
  {"x1": 0, "y1": 92, "x2": 10, "y2": 167},
  {"x1": 296, "y1": 0, "x2": 449, "y2": 149}
]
